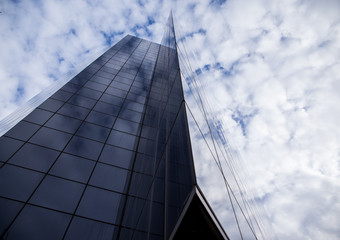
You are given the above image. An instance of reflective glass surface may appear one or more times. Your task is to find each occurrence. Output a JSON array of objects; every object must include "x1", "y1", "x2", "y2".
[
  {"x1": 0, "y1": 137, "x2": 24, "y2": 162},
  {"x1": 0, "y1": 33, "x2": 198, "y2": 239},
  {"x1": 9, "y1": 143, "x2": 59, "y2": 172},
  {"x1": 5, "y1": 121, "x2": 40, "y2": 141},
  {"x1": 65, "y1": 136, "x2": 103, "y2": 160},
  {"x1": 0, "y1": 165, "x2": 43, "y2": 201},
  {"x1": 6, "y1": 205, "x2": 71, "y2": 240},
  {"x1": 65, "y1": 216, "x2": 116, "y2": 240},
  {"x1": 24, "y1": 108, "x2": 53, "y2": 125},
  {"x1": 50, "y1": 153, "x2": 95, "y2": 183},
  {"x1": 30, "y1": 175, "x2": 84, "y2": 213},
  {"x1": 76, "y1": 186, "x2": 124, "y2": 224},
  {"x1": 29, "y1": 127, "x2": 72, "y2": 151}
]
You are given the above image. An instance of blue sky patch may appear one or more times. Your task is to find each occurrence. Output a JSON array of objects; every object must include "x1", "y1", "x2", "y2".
[{"x1": 231, "y1": 109, "x2": 257, "y2": 136}]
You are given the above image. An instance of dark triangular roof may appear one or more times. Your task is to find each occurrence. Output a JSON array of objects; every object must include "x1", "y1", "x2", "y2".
[{"x1": 169, "y1": 187, "x2": 229, "y2": 240}]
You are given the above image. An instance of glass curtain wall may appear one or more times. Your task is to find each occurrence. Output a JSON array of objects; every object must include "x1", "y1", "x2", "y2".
[{"x1": 0, "y1": 14, "x2": 196, "y2": 240}]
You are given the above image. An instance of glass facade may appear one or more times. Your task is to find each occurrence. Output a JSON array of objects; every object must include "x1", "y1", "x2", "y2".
[
  {"x1": 0, "y1": 13, "x2": 230, "y2": 239},
  {"x1": 0, "y1": 30, "x2": 198, "y2": 238}
]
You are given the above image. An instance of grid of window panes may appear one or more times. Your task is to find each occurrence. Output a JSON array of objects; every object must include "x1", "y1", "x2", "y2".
[{"x1": 0, "y1": 33, "x2": 196, "y2": 239}]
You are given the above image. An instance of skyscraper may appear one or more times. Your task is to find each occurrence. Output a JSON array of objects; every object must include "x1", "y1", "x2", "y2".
[{"x1": 0, "y1": 15, "x2": 228, "y2": 239}]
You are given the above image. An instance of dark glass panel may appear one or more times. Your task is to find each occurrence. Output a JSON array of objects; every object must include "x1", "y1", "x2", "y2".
[
  {"x1": 76, "y1": 122, "x2": 110, "y2": 143},
  {"x1": 0, "y1": 137, "x2": 24, "y2": 162},
  {"x1": 138, "y1": 138, "x2": 157, "y2": 156},
  {"x1": 57, "y1": 103, "x2": 90, "y2": 120},
  {"x1": 122, "y1": 196, "x2": 148, "y2": 229},
  {"x1": 77, "y1": 87, "x2": 102, "y2": 100},
  {"x1": 99, "y1": 144, "x2": 134, "y2": 169},
  {"x1": 123, "y1": 100, "x2": 145, "y2": 113},
  {"x1": 68, "y1": 94, "x2": 97, "y2": 109},
  {"x1": 93, "y1": 102, "x2": 120, "y2": 116},
  {"x1": 29, "y1": 127, "x2": 72, "y2": 151},
  {"x1": 9, "y1": 143, "x2": 59, "y2": 172},
  {"x1": 0, "y1": 165, "x2": 43, "y2": 201},
  {"x1": 133, "y1": 153, "x2": 155, "y2": 175},
  {"x1": 107, "y1": 130, "x2": 137, "y2": 150},
  {"x1": 0, "y1": 198, "x2": 23, "y2": 235},
  {"x1": 84, "y1": 81, "x2": 107, "y2": 92},
  {"x1": 24, "y1": 108, "x2": 53, "y2": 125},
  {"x1": 76, "y1": 186, "x2": 124, "y2": 224},
  {"x1": 90, "y1": 75, "x2": 111, "y2": 85},
  {"x1": 110, "y1": 81, "x2": 130, "y2": 91},
  {"x1": 69, "y1": 75, "x2": 88, "y2": 86},
  {"x1": 105, "y1": 86, "x2": 127, "y2": 99},
  {"x1": 45, "y1": 114, "x2": 82, "y2": 134},
  {"x1": 65, "y1": 136, "x2": 103, "y2": 160},
  {"x1": 61, "y1": 82, "x2": 82, "y2": 93},
  {"x1": 126, "y1": 92, "x2": 146, "y2": 104},
  {"x1": 113, "y1": 118, "x2": 140, "y2": 135},
  {"x1": 114, "y1": 75, "x2": 133, "y2": 85},
  {"x1": 5, "y1": 121, "x2": 40, "y2": 141},
  {"x1": 96, "y1": 69, "x2": 117, "y2": 79},
  {"x1": 65, "y1": 216, "x2": 116, "y2": 240},
  {"x1": 38, "y1": 98, "x2": 64, "y2": 112},
  {"x1": 6, "y1": 205, "x2": 71, "y2": 240},
  {"x1": 119, "y1": 108, "x2": 143, "y2": 123},
  {"x1": 100, "y1": 93, "x2": 124, "y2": 107},
  {"x1": 89, "y1": 163, "x2": 129, "y2": 192},
  {"x1": 85, "y1": 111, "x2": 115, "y2": 128},
  {"x1": 30, "y1": 176, "x2": 84, "y2": 213},
  {"x1": 50, "y1": 153, "x2": 95, "y2": 183},
  {"x1": 50, "y1": 90, "x2": 73, "y2": 102},
  {"x1": 128, "y1": 172, "x2": 152, "y2": 199}
]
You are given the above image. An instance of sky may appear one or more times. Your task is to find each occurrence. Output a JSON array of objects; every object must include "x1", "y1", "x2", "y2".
[{"x1": 0, "y1": 0, "x2": 340, "y2": 239}]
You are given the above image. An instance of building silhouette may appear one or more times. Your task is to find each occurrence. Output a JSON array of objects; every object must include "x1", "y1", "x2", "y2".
[{"x1": 0, "y1": 15, "x2": 228, "y2": 239}]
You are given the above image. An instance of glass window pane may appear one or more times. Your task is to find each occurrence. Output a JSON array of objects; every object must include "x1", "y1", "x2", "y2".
[
  {"x1": 68, "y1": 94, "x2": 97, "y2": 109},
  {"x1": 107, "y1": 130, "x2": 137, "y2": 150},
  {"x1": 85, "y1": 111, "x2": 115, "y2": 128},
  {"x1": 50, "y1": 153, "x2": 95, "y2": 183},
  {"x1": 76, "y1": 186, "x2": 124, "y2": 224},
  {"x1": 90, "y1": 75, "x2": 111, "y2": 85},
  {"x1": 76, "y1": 122, "x2": 110, "y2": 143},
  {"x1": 5, "y1": 121, "x2": 40, "y2": 141},
  {"x1": 84, "y1": 81, "x2": 107, "y2": 92},
  {"x1": 123, "y1": 100, "x2": 144, "y2": 113},
  {"x1": 99, "y1": 145, "x2": 134, "y2": 169},
  {"x1": 9, "y1": 143, "x2": 59, "y2": 172},
  {"x1": 29, "y1": 127, "x2": 72, "y2": 151},
  {"x1": 0, "y1": 165, "x2": 43, "y2": 201},
  {"x1": 65, "y1": 216, "x2": 115, "y2": 240},
  {"x1": 119, "y1": 108, "x2": 143, "y2": 123},
  {"x1": 30, "y1": 176, "x2": 85, "y2": 213},
  {"x1": 50, "y1": 90, "x2": 73, "y2": 102},
  {"x1": 100, "y1": 94, "x2": 124, "y2": 107},
  {"x1": 45, "y1": 114, "x2": 82, "y2": 134},
  {"x1": 65, "y1": 136, "x2": 103, "y2": 160},
  {"x1": 89, "y1": 163, "x2": 129, "y2": 192},
  {"x1": 105, "y1": 87, "x2": 127, "y2": 99},
  {"x1": 6, "y1": 205, "x2": 71, "y2": 240},
  {"x1": 38, "y1": 98, "x2": 64, "y2": 112},
  {"x1": 61, "y1": 82, "x2": 82, "y2": 93},
  {"x1": 24, "y1": 109, "x2": 53, "y2": 125},
  {"x1": 57, "y1": 103, "x2": 90, "y2": 120},
  {"x1": 0, "y1": 136, "x2": 24, "y2": 162},
  {"x1": 113, "y1": 118, "x2": 140, "y2": 135},
  {"x1": 93, "y1": 102, "x2": 120, "y2": 116},
  {"x1": 77, "y1": 87, "x2": 102, "y2": 100},
  {"x1": 95, "y1": 70, "x2": 116, "y2": 80},
  {"x1": 0, "y1": 198, "x2": 24, "y2": 234}
]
